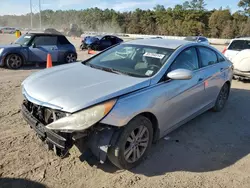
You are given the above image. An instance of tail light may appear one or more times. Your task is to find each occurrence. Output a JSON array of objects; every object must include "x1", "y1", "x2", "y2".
[{"x1": 222, "y1": 47, "x2": 227, "y2": 54}]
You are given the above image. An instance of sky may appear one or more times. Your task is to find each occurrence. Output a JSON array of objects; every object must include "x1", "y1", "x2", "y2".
[{"x1": 0, "y1": 0, "x2": 242, "y2": 15}]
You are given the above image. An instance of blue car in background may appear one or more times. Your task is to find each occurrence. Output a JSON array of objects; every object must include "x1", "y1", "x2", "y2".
[
  {"x1": 0, "y1": 33, "x2": 77, "y2": 69},
  {"x1": 80, "y1": 35, "x2": 123, "y2": 51}
]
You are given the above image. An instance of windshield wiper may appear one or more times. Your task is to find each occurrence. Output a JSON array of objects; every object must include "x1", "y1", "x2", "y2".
[{"x1": 88, "y1": 64, "x2": 128, "y2": 76}]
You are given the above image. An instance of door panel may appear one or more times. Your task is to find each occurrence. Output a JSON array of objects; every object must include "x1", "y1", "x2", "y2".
[
  {"x1": 100, "y1": 36, "x2": 112, "y2": 50},
  {"x1": 159, "y1": 47, "x2": 206, "y2": 132},
  {"x1": 28, "y1": 36, "x2": 58, "y2": 62},
  {"x1": 197, "y1": 47, "x2": 226, "y2": 105},
  {"x1": 160, "y1": 73, "x2": 206, "y2": 132}
]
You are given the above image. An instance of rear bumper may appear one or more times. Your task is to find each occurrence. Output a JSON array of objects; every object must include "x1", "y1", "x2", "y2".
[
  {"x1": 21, "y1": 103, "x2": 72, "y2": 151},
  {"x1": 233, "y1": 69, "x2": 250, "y2": 79}
]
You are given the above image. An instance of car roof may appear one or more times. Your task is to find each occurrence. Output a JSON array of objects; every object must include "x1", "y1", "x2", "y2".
[
  {"x1": 125, "y1": 38, "x2": 191, "y2": 49},
  {"x1": 94, "y1": 35, "x2": 118, "y2": 39},
  {"x1": 26, "y1": 32, "x2": 64, "y2": 36}
]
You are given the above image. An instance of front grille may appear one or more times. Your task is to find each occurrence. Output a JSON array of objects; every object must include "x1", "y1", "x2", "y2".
[{"x1": 23, "y1": 100, "x2": 67, "y2": 125}]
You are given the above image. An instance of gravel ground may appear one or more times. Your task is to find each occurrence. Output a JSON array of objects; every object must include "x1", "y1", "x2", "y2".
[{"x1": 0, "y1": 34, "x2": 249, "y2": 188}]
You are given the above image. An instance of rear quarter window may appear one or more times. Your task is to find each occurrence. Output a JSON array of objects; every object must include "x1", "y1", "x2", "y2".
[
  {"x1": 228, "y1": 40, "x2": 250, "y2": 51},
  {"x1": 58, "y1": 36, "x2": 71, "y2": 45},
  {"x1": 217, "y1": 53, "x2": 225, "y2": 62}
]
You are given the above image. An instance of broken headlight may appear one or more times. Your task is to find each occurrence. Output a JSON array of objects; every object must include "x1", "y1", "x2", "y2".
[{"x1": 46, "y1": 99, "x2": 116, "y2": 131}]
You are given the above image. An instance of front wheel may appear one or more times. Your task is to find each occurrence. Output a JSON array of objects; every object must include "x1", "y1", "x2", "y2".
[
  {"x1": 212, "y1": 83, "x2": 230, "y2": 112},
  {"x1": 65, "y1": 52, "x2": 77, "y2": 63},
  {"x1": 6, "y1": 54, "x2": 23, "y2": 69},
  {"x1": 108, "y1": 116, "x2": 153, "y2": 169}
]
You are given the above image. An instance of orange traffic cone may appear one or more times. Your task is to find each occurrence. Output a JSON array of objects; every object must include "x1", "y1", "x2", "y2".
[
  {"x1": 88, "y1": 49, "x2": 96, "y2": 55},
  {"x1": 46, "y1": 53, "x2": 52, "y2": 68}
]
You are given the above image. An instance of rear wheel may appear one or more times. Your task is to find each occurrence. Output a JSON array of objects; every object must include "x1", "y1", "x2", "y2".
[
  {"x1": 91, "y1": 44, "x2": 99, "y2": 51},
  {"x1": 108, "y1": 116, "x2": 153, "y2": 169},
  {"x1": 6, "y1": 54, "x2": 23, "y2": 69},
  {"x1": 65, "y1": 52, "x2": 77, "y2": 63},
  {"x1": 212, "y1": 83, "x2": 230, "y2": 112}
]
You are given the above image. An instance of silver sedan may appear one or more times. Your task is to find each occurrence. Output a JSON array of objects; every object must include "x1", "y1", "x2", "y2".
[{"x1": 21, "y1": 38, "x2": 233, "y2": 169}]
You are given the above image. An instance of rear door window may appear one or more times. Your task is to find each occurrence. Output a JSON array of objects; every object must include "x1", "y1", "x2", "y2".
[
  {"x1": 228, "y1": 40, "x2": 250, "y2": 51},
  {"x1": 198, "y1": 47, "x2": 218, "y2": 67}
]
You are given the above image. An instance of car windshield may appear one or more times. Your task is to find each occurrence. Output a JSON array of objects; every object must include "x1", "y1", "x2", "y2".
[
  {"x1": 14, "y1": 34, "x2": 33, "y2": 46},
  {"x1": 83, "y1": 44, "x2": 174, "y2": 78},
  {"x1": 228, "y1": 40, "x2": 250, "y2": 51},
  {"x1": 184, "y1": 36, "x2": 197, "y2": 41}
]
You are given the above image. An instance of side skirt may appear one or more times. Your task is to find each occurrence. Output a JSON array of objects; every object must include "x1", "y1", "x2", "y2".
[{"x1": 159, "y1": 102, "x2": 215, "y2": 140}]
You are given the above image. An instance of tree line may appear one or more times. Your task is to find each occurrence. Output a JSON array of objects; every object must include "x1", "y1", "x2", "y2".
[{"x1": 0, "y1": 0, "x2": 249, "y2": 38}]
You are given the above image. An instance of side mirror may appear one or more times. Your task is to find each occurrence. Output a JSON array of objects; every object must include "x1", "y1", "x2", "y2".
[
  {"x1": 167, "y1": 69, "x2": 193, "y2": 80},
  {"x1": 32, "y1": 43, "x2": 36, "y2": 48}
]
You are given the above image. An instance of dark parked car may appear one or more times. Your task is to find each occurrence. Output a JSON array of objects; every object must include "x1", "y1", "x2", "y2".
[
  {"x1": 0, "y1": 33, "x2": 77, "y2": 69},
  {"x1": 80, "y1": 35, "x2": 123, "y2": 51},
  {"x1": 184, "y1": 36, "x2": 209, "y2": 45}
]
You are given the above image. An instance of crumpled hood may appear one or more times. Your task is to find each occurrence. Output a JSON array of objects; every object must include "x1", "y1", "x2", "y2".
[
  {"x1": 232, "y1": 49, "x2": 250, "y2": 72},
  {"x1": 22, "y1": 62, "x2": 150, "y2": 113}
]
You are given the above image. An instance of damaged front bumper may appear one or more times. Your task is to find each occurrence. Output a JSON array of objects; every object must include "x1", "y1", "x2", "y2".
[
  {"x1": 21, "y1": 102, "x2": 117, "y2": 163},
  {"x1": 234, "y1": 69, "x2": 250, "y2": 79},
  {"x1": 21, "y1": 103, "x2": 73, "y2": 156}
]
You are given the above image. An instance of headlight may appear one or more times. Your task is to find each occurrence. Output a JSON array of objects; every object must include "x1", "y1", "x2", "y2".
[
  {"x1": 46, "y1": 99, "x2": 117, "y2": 131},
  {"x1": 0, "y1": 48, "x2": 4, "y2": 55}
]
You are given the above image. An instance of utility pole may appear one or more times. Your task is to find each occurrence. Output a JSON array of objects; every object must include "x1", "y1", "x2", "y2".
[
  {"x1": 30, "y1": 0, "x2": 33, "y2": 29},
  {"x1": 39, "y1": 0, "x2": 42, "y2": 30},
  {"x1": 29, "y1": 0, "x2": 42, "y2": 30}
]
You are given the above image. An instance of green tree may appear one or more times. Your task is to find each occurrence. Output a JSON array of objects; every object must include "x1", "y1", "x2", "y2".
[
  {"x1": 189, "y1": 0, "x2": 207, "y2": 10},
  {"x1": 209, "y1": 9, "x2": 232, "y2": 38},
  {"x1": 238, "y1": 0, "x2": 250, "y2": 15}
]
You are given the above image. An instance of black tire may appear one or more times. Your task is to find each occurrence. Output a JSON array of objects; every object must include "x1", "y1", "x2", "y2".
[
  {"x1": 108, "y1": 116, "x2": 153, "y2": 169},
  {"x1": 64, "y1": 52, "x2": 77, "y2": 63},
  {"x1": 5, "y1": 54, "x2": 23, "y2": 69},
  {"x1": 212, "y1": 83, "x2": 230, "y2": 112},
  {"x1": 80, "y1": 44, "x2": 85, "y2": 50}
]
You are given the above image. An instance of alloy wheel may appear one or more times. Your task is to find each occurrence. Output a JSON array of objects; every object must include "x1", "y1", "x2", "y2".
[
  {"x1": 124, "y1": 125, "x2": 149, "y2": 163},
  {"x1": 66, "y1": 53, "x2": 76, "y2": 63},
  {"x1": 8, "y1": 55, "x2": 22, "y2": 69}
]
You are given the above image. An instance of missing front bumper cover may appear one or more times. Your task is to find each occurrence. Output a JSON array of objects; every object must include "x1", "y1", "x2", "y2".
[
  {"x1": 21, "y1": 104, "x2": 72, "y2": 156},
  {"x1": 21, "y1": 103, "x2": 116, "y2": 163}
]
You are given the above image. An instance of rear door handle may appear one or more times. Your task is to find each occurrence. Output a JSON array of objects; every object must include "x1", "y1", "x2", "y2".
[{"x1": 198, "y1": 78, "x2": 203, "y2": 82}]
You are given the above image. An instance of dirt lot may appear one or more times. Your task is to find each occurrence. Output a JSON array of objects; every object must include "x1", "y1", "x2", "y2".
[{"x1": 0, "y1": 34, "x2": 249, "y2": 188}]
